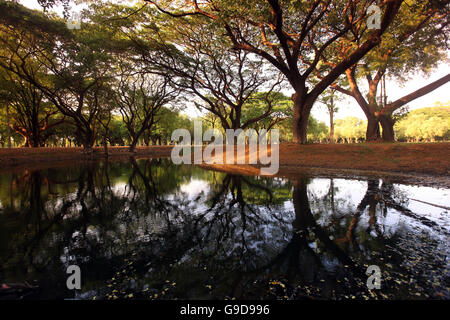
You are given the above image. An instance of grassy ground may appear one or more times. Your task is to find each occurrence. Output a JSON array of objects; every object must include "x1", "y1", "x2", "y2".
[
  {"x1": 276, "y1": 142, "x2": 450, "y2": 175},
  {"x1": 0, "y1": 143, "x2": 449, "y2": 177}
]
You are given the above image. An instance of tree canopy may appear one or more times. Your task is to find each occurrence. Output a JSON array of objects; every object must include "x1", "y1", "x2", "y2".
[{"x1": 0, "y1": 0, "x2": 448, "y2": 149}]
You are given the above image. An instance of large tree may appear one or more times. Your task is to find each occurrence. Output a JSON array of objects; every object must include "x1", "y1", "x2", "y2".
[
  {"x1": 114, "y1": 64, "x2": 177, "y2": 152},
  {"x1": 0, "y1": 1, "x2": 123, "y2": 152},
  {"x1": 0, "y1": 73, "x2": 64, "y2": 147},
  {"x1": 327, "y1": 0, "x2": 449, "y2": 141},
  {"x1": 145, "y1": 0, "x2": 403, "y2": 143},
  {"x1": 241, "y1": 91, "x2": 293, "y2": 136},
  {"x1": 134, "y1": 16, "x2": 284, "y2": 137}
]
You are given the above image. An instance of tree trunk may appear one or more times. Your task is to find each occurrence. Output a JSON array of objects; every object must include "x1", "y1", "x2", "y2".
[
  {"x1": 379, "y1": 114, "x2": 395, "y2": 142},
  {"x1": 31, "y1": 134, "x2": 40, "y2": 148},
  {"x1": 292, "y1": 92, "x2": 312, "y2": 144},
  {"x1": 366, "y1": 115, "x2": 381, "y2": 141},
  {"x1": 82, "y1": 131, "x2": 95, "y2": 154},
  {"x1": 129, "y1": 139, "x2": 138, "y2": 153},
  {"x1": 329, "y1": 107, "x2": 335, "y2": 144},
  {"x1": 103, "y1": 137, "x2": 109, "y2": 157},
  {"x1": 31, "y1": 115, "x2": 40, "y2": 147},
  {"x1": 6, "y1": 105, "x2": 11, "y2": 148},
  {"x1": 143, "y1": 135, "x2": 150, "y2": 146}
]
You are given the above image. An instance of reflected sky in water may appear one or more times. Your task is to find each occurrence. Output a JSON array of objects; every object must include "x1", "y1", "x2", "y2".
[{"x1": 0, "y1": 159, "x2": 448, "y2": 300}]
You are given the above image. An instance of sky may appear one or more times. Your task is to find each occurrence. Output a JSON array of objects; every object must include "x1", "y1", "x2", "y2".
[{"x1": 18, "y1": 0, "x2": 450, "y2": 124}]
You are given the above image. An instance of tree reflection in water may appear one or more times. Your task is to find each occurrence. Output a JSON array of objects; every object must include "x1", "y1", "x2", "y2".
[{"x1": 0, "y1": 159, "x2": 448, "y2": 299}]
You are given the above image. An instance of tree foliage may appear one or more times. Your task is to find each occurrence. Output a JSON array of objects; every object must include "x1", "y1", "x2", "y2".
[
  {"x1": 335, "y1": 117, "x2": 367, "y2": 142},
  {"x1": 0, "y1": 0, "x2": 447, "y2": 150},
  {"x1": 395, "y1": 103, "x2": 450, "y2": 142}
]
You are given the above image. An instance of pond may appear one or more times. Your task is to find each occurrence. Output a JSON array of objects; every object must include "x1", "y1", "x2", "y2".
[{"x1": 0, "y1": 158, "x2": 448, "y2": 300}]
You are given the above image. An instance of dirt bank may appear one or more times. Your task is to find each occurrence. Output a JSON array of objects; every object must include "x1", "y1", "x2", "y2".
[
  {"x1": 199, "y1": 143, "x2": 450, "y2": 188},
  {"x1": 0, "y1": 146, "x2": 173, "y2": 174},
  {"x1": 276, "y1": 143, "x2": 450, "y2": 175},
  {"x1": 0, "y1": 143, "x2": 449, "y2": 187}
]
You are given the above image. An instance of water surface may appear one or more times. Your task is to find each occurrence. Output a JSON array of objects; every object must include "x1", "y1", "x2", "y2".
[{"x1": 0, "y1": 159, "x2": 448, "y2": 300}]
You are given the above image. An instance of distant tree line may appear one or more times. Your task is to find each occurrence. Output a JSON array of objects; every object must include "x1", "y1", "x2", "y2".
[
  {"x1": 395, "y1": 104, "x2": 450, "y2": 142},
  {"x1": 260, "y1": 102, "x2": 450, "y2": 144},
  {"x1": 308, "y1": 103, "x2": 450, "y2": 144}
]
